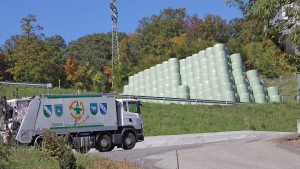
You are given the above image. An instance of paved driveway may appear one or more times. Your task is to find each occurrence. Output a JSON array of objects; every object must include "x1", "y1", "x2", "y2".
[{"x1": 89, "y1": 131, "x2": 300, "y2": 169}]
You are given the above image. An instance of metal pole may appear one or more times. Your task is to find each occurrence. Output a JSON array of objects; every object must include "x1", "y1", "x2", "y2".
[
  {"x1": 110, "y1": 0, "x2": 120, "y2": 90},
  {"x1": 297, "y1": 73, "x2": 300, "y2": 102}
]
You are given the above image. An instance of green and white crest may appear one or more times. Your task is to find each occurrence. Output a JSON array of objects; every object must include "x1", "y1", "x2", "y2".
[{"x1": 43, "y1": 105, "x2": 52, "y2": 118}]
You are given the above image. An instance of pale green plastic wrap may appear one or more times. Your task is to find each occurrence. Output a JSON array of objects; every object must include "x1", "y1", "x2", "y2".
[
  {"x1": 123, "y1": 44, "x2": 282, "y2": 104},
  {"x1": 254, "y1": 94, "x2": 266, "y2": 103},
  {"x1": 239, "y1": 93, "x2": 251, "y2": 102}
]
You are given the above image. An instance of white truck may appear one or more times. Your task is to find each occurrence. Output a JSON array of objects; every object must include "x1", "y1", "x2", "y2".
[{"x1": 0, "y1": 94, "x2": 144, "y2": 152}]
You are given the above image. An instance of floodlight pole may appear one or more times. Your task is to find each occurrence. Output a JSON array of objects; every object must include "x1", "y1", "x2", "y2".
[{"x1": 110, "y1": 0, "x2": 120, "y2": 89}]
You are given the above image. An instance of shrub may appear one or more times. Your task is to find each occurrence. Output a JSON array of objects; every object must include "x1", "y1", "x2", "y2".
[
  {"x1": 243, "y1": 40, "x2": 291, "y2": 78},
  {"x1": 42, "y1": 130, "x2": 76, "y2": 169}
]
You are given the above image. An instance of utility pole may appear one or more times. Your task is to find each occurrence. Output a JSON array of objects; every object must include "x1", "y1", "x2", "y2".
[{"x1": 110, "y1": 0, "x2": 120, "y2": 89}]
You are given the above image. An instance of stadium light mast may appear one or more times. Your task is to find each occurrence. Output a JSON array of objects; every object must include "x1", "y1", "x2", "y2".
[{"x1": 110, "y1": 0, "x2": 120, "y2": 89}]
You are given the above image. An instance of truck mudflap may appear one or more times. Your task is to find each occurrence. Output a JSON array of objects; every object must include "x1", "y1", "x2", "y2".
[{"x1": 137, "y1": 133, "x2": 144, "y2": 142}]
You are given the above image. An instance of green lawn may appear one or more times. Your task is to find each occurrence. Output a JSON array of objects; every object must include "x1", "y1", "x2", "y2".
[
  {"x1": 142, "y1": 102, "x2": 300, "y2": 136},
  {"x1": 0, "y1": 86, "x2": 92, "y2": 99}
]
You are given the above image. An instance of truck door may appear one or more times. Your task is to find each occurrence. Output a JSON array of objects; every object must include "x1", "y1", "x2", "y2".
[{"x1": 122, "y1": 101, "x2": 142, "y2": 129}]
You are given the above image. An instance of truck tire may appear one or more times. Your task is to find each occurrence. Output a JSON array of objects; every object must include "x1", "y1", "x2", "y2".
[
  {"x1": 96, "y1": 134, "x2": 113, "y2": 152},
  {"x1": 34, "y1": 135, "x2": 43, "y2": 149},
  {"x1": 122, "y1": 133, "x2": 136, "y2": 150}
]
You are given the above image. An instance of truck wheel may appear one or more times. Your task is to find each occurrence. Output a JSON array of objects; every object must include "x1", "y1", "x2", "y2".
[
  {"x1": 34, "y1": 135, "x2": 43, "y2": 149},
  {"x1": 96, "y1": 134, "x2": 113, "y2": 152},
  {"x1": 122, "y1": 133, "x2": 136, "y2": 150}
]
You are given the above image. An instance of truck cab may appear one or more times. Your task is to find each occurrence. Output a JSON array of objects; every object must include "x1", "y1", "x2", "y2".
[{"x1": 116, "y1": 99, "x2": 144, "y2": 142}]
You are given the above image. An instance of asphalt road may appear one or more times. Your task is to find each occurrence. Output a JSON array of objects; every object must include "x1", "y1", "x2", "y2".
[{"x1": 88, "y1": 131, "x2": 300, "y2": 169}]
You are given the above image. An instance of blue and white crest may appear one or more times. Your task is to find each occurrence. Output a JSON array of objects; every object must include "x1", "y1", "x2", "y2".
[
  {"x1": 54, "y1": 104, "x2": 63, "y2": 117},
  {"x1": 99, "y1": 103, "x2": 107, "y2": 115},
  {"x1": 90, "y1": 103, "x2": 98, "y2": 115}
]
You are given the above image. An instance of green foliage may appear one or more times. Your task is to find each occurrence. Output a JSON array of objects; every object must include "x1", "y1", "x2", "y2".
[
  {"x1": 63, "y1": 57, "x2": 106, "y2": 92},
  {"x1": 5, "y1": 14, "x2": 64, "y2": 84},
  {"x1": 198, "y1": 14, "x2": 230, "y2": 43},
  {"x1": 226, "y1": 0, "x2": 300, "y2": 47},
  {"x1": 42, "y1": 130, "x2": 77, "y2": 169},
  {"x1": 286, "y1": 54, "x2": 300, "y2": 71},
  {"x1": 0, "y1": 51, "x2": 13, "y2": 81},
  {"x1": 290, "y1": 26, "x2": 300, "y2": 46},
  {"x1": 0, "y1": 143, "x2": 11, "y2": 168},
  {"x1": 10, "y1": 146, "x2": 58, "y2": 169},
  {"x1": 135, "y1": 8, "x2": 186, "y2": 65},
  {"x1": 7, "y1": 145, "x2": 138, "y2": 169},
  {"x1": 66, "y1": 33, "x2": 112, "y2": 71},
  {"x1": 242, "y1": 40, "x2": 291, "y2": 77}
]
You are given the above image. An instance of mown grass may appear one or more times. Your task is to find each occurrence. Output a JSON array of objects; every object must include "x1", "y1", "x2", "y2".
[
  {"x1": 142, "y1": 102, "x2": 300, "y2": 136},
  {"x1": 5, "y1": 146, "x2": 138, "y2": 169},
  {"x1": 0, "y1": 86, "x2": 92, "y2": 99}
]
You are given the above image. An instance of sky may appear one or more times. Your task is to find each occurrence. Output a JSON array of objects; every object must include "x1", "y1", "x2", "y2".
[{"x1": 0, "y1": 0, "x2": 242, "y2": 46}]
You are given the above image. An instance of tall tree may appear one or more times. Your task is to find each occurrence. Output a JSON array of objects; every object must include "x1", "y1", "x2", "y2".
[
  {"x1": 136, "y1": 7, "x2": 186, "y2": 62},
  {"x1": 7, "y1": 14, "x2": 63, "y2": 84},
  {"x1": 0, "y1": 52, "x2": 12, "y2": 81},
  {"x1": 225, "y1": 0, "x2": 300, "y2": 46}
]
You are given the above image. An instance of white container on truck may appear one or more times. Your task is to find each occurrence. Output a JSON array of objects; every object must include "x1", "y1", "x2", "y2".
[{"x1": 0, "y1": 94, "x2": 144, "y2": 151}]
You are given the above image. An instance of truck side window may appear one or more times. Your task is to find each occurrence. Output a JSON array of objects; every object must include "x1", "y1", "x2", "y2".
[
  {"x1": 128, "y1": 101, "x2": 138, "y2": 113},
  {"x1": 123, "y1": 102, "x2": 128, "y2": 111}
]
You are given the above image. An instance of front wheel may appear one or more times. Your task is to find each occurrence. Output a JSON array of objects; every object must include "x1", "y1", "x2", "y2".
[
  {"x1": 96, "y1": 134, "x2": 113, "y2": 152},
  {"x1": 122, "y1": 133, "x2": 136, "y2": 150}
]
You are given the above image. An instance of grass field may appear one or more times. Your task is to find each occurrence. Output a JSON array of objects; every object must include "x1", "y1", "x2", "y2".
[
  {"x1": 142, "y1": 102, "x2": 300, "y2": 136},
  {"x1": 263, "y1": 72, "x2": 299, "y2": 102},
  {"x1": 0, "y1": 86, "x2": 89, "y2": 99}
]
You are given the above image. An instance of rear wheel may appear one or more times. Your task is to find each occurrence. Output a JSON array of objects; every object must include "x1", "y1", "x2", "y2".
[
  {"x1": 34, "y1": 135, "x2": 43, "y2": 149},
  {"x1": 96, "y1": 134, "x2": 113, "y2": 152},
  {"x1": 122, "y1": 133, "x2": 136, "y2": 150}
]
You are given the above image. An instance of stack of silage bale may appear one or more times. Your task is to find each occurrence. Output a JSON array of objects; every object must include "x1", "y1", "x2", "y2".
[{"x1": 123, "y1": 43, "x2": 282, "y2": 104}]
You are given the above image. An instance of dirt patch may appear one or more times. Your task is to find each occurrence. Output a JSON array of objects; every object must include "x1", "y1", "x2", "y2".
[{"x1": 281, "y1": 135, "x2": 300, "y2": 148}]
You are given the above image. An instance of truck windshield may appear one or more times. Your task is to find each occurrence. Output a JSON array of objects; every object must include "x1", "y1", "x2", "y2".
[{"x1": 128, "y1": 101, "x2": 141, "y2": 114}]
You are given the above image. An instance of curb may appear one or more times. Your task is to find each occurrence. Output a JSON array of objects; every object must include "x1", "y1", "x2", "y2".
[{"x1": 134, "y1": 131, "x2": 295, "y2": 149}]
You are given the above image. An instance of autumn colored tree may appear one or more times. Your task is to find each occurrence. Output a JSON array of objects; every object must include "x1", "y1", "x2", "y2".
[{"x1": 63, "y1": 56, "x2": 76, "y2": 87}]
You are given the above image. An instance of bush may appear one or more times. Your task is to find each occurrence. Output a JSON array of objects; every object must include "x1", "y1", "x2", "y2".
[
  {"x1": 242, "y1": 40, "x2": 291, "y2": 78},
  {"x1": 42, "y1": 130, "x2": 76, "y2": 169}
]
